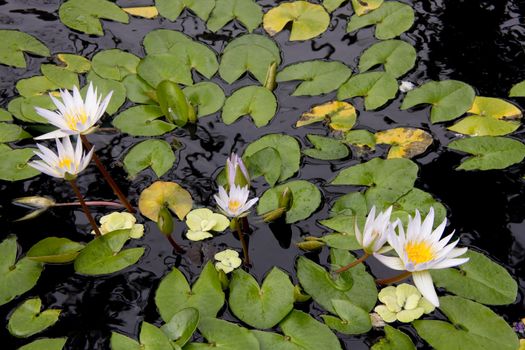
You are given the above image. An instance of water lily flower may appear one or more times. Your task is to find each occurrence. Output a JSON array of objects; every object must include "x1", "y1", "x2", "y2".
[
  {"x1": 399, "y1": 81, "x2": 416, "y2": 93},
  {"x1": 214, "y1": 185, "x2": 258, "y2": 218},
  {"x1": 92, "y1": 212, "x2": 144, "y2": 239},
  {"x1": 29, "y1": 136, "x2": 93, "y2": 180},
  {"x1": 374, "y1": 208, "x2": 469, "y2": 307},
  {"x1": 214, "y1": 249, "x2": 242, "y2": 273},
  {"x1": 185, "y1": 208, "x2": 230, "y2": 241},
  {"x1": 34, "y1": 82, "x2": 112, "y2": 140},
  {"x1": 356, "y1": 206, "x2": 394, "y2": 254},
  {"x1": 374, "y1": 284, "x2": 435, "y2": 323},
  {"x1": 226, "y1": 153, "x2": 250, "y2": 188}
]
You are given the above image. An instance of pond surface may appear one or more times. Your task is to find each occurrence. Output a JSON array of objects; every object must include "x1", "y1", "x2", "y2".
[{"x1": 1, "y1": 0, "x2": 525, "y2": 349}]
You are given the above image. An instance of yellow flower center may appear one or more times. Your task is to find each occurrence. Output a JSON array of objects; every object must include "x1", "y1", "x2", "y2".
[
  {"x1": 405, "y1": 241, "x2": 435, "y2": 264},
  {"x1": 228, "y1": 199, "x2": 241, "y2": 212},
  {"x1": 58, "y1": 157, "x2": 73, "y2": 169},
  {"x1": 65, "y1": 110, "x2": 88, "y2": 131}
]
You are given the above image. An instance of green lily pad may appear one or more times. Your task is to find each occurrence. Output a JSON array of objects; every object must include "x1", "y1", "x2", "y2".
[
  {"x1": 26, "y1": 237, "x2": 84, "y2": 263},
  {"x1": 222, "y1": 86, "x2": 277, "y2": 127},
  {"x1": 321, "y1": 299, "x2": 372, "y2": 335},
  {"x1": 448, "y1": 136, "x2": 525, "y2": 171},
  {"x1": 244, "y1": 147, "x2": 282, "y2": 187},
  {"x1": 123, "y1": 74, "x2": 157, "y2": 104},
  {"x1": 16, "y1": 76, "x2": 59, "y2": 98},
  {"x1": 345, "y1": 129, "x2": 377, "y2": 149},
  {"x1": 155, "y1": 262, "x2": 224, "y2": 321},
  {"x1": 113, "y1": 105, "x2": 175, "y2": 136},
  {"x1": 0, "y1": 123, "x2": 31, "y2": 143},
  {"x1": 207, "y1": 0, "x2": 263, "y2": 33},
  {"x1": 111, "y1": 322, "x2": 175, "y2": 350},
  {"x1": 401, "y1": 80, "x2": 476, "y2": 123},
  {"x1": 74, "y1": 230, "x2": 144, "y2": 275},
  {"x1": 161, "y1": 308, "x2": 199, "y2": 346},
  {"x1": 263, "y1": 1, "x2": 330, "y2": 41},
  {"x1": 413, "y1": 296, "x2": 519, "y2": 350},
  {"x1": 337, "y1": 71, "x2": 398, "y2": 110},
  {"x1": 18, "y1": 338, "x2": 67, "y2": 350},
  {"x1": 229, "y1": 268, "x2": 295, "y2": 329},
  {"x1": 320, "y1": 233, "x2": 361, "y2": 250},
  {"x1": 40, "y1": 64, "x2": 79, "y2": 90},
  {"x1": 323, "y1": 0, "x2": 347, "y2": 13},
  {"x1": 84, "y1": 71, "x2": 127, "y2": 115},
  {"x1": 0, "y1": 147, "x2": 41, "y2": 182},
  {"x1": 110, "y1": 332, "x2": 141, "y2": 350},
  {"x1": 59, "y1": 0, "x2": 129, "y2": 36},
  {"x1": 277, "y1": 60, "x2": 352, "y2": 96},
  {"x1": 359, "y1": 40, "x2": 417, "y2": 78},
  {"x1": 371, "y1": 325, "x2": 416, "y2": 350},
  {"x1": 156, "y1": 0, "x2": 215, "y2": 21},
  {"x1": 123, "y1": 139, "x2": 176, "y2": 178},
  {"x1": 351, "y1": 0, "x2": 385, "y2": 16},
  {"x1": 19, "y1": 95, "x2": 55, "y2": 123},
  {"x1": 347, "y1": 2, "x2": 415, "y2": 40},
  {"x1": 184, "y1": 82, "x2": 225, "y2": 118},
  {"x1": 57, "y1": 53, "x2": 91, "y2": 73},
  {"x1": 0, "y1": 236, "x2": 43, "y2": 306},
  {"x1": 0, "y1": 108, "x2": 12, "y2": 121},
  {"x1": 8, "y1": 298, "x2": 61, "y2": 338},
  {"x1": 509, "y1": 80, "x2": 525, "y2": 97},
  {"x1": 138, "y1": 181, "x2": 193, "y2": 221},
  {"x1": 91, "y1": 49, "x2": 140, "y2": 81},
  {"x1": 244, "y1": 134, "x2": 300, "y2": 182},
  {"x1": 0, "y1": 30, "x2": 49, "y2": 68},
  {"x1": 137, "y1": 54, "x2": 192, "y2": 87},
  {"x1": 431, "y1": 250, "x2": 517, "y2": 305},
  {"x1": 303, "y1": 134, "x2": 350, "y2": 160},
  {"x1": 185, "y1": 317, "x2": 259, "y2": 350}
]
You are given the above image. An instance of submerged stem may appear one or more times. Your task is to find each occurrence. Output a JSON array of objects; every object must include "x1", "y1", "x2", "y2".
[
  {"x1": 167, "y1": 235, "x2": 185, "y2": 254},
  {"x1": 80, "y1": 135, "x2": 135, "y2": 213},
  {"x1": 237, "y1": 218, "x2": 250, "y2": 265},
  {"x1": 68, "y1": 179, "x2": 102, "y2": 237},
  {"x1": 335, "y1": 252, "x2": 370, "y2": 273},
  {"x1": 376, "y1": 271, "x2": 412, "y2": 285}
]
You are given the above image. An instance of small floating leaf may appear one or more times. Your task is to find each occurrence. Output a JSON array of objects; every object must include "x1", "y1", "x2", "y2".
[
  {"x1": 0, "y1": 123, "x2": 31, "y2": 143},
  {"x1": 16, "y1": 76, "x2": 58, "y2": 97},
  {"x1": 207, "y1": 0, "x2": 263, "y2": 33},
  {"x1": 18, "y1": 338, "x2": 67, "y2": 350},
  {"x1": 277, "y1": 60, "x2": 352, "y2": 96},
  {"x1": 111, "y1": 322, "x2": 174, "y2": 350},
  {"x1": 345, "y1": 129, "x2": 377, "y2": 148},
  {"x1": 371, "y1": 325, "x2": 416, "y2": 350},
  {"x1": 157, "y1": 80, "x2": 194, "y2": 126},
  {"x1": 155, "y1": 262, "x2": 224, "y2": 321},
  {"x1": 122, "y1": 74, "x2": 156, "y2": 104},
  {"x1": 303, "y1": 134, "x2": 350, "y2": 160},
  {"x1": 113, "y1": 105, "x2": 175, "y2": 136},
  {"x1": 41, "y1": 64, "x2": 79, "y2": 90},
  {"x1": 413, "y1": 296, "x2": 519, "y2": 350},
  {"x1": 359, "y1": 40, "x2": 416, "y2": 78},
  {"x1": 375, "y1": 127, "x2": 433, "y2": 159},
  {"x1": 139, "y1": 181, "x2": 193, "y2": 221},
  {"x1": 156, "y1": 0, "x2": 214, "y2": 21},
  {"x1": 448, "y1": 136, "x2": 525, "y2": 171},
  {"x1": 229, "y1": 268, "x2": 295, "y2": 329},
  {"x1": 122, "y1": 6, "x2": 159, "y2": 19},
  {"x1": 57, "y1": 53, "x2": 91, "y2": 73},
  {"x1": 8, "y1": 298, "x2": 61, "y2": 338},
  {"x1": 244, "y1": 147, "x2": 282, "y2": 187},
  {"x1": 352, "y1": 0, "x2": 384, "y2": 16},
  {"x1": 0, "y1": 30, "x2": 49, "y2": 68},
  {"x1": 137, "y1": 54, "x2": 192, "y2": 87},
  {"x1": 26, "y1": 237, "x2": 84, "y2": 263},
  {"x1": 184, "y1": 82, "x2": 225, "y2": 118},
  {"x1": 338, "y1": 71, "x2": 398, "y2": 110},
  {"x1": 322, "y1": 299, "x2": 372, "y2": 335},
  {"x1": 298, "y1": 101, "x2": 357, "y2": 132},
  {"x1": 263, "y1": 1, "x2": 330, "y2": 41},
  {"x1": 222, "y1": 86, "x2": 277, "y2": 127},
  {"x1": 59, "y1": 0, "x2": 129, "y2": 36},
  {"x1": 401, "y1": 80, "x2": 476, "y2": 123},
  {"x1": 431, "y1": 250, "x2": 518, "y2": 305},
  {"x1": 124, "y1": 140, "x2": 175, "y2": 178},
  {"x1": 347, "y1": 1, "x2": 415, "y2": 40},
  {"x1": 0, "y1": 147, "x2": 41, "y2": 182},
  {"x1": 91, "y1": 49, "x2": 140, "y2": 81},
  {"x1": 323, "y1": 0, "x2": 347, "y2": 13},
  {"x1": 161, "y1": 308, "x2": 199, "y2": 346},
  {"x1": 0, "y1": 108, "x2": 12, "y2": 121},
  {"x1": 509, "y1": 80, "x2": 525, "y2": 97},
  {"x1": 185, "y1": 317, "x2": 259, "y2": 349}
]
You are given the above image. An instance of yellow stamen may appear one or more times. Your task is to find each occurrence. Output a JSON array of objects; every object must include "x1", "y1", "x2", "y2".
[
  {"x1": 405, "y1": 241, "x2": 435, "y2": 264},
  {"x1": 65, "y1": 110, "x2": 88, "y2": 131},
  {"x1": 58, "y1": 157, "x2": 73, "y2": 169},
  {"x1": 228, "y1": 199, "x2": 241, "y2": 212}
]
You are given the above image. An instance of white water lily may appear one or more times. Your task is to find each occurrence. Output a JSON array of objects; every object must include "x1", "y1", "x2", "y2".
[
  {"x1": 92, "y1": 212, "x2": 144, "y2": 239},
  {"x1": 29, "y1": 136, "x2": 93, "y2": 179},
  {"x1": 214, "y1": 185, "x2": 258, "y2": 218},
  {"x1": 356, "y1": 206, "x2": 394, "y2": 254},
  {"x1": 374, "y1": 208, "x2": 469, "y2": 307},
  {"x1": 226, "y1": 153, "x2": 250, "y2": 188},
  {"x1": 214, "y1": 249, "x2": 242, "y2": 273},
  {"x1": 34, "y1": 82, "x2": 112, "y2": 140},
  {"x1": 185, "y1": 208, "x2": 230, "y2": 241}
]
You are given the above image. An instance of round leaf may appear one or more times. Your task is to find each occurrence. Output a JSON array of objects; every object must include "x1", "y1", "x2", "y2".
[
  {"x1": 371, "y1": 325, "x2": 416, "y2": 350},
  {"x1": 41, "y1": 64, "x2": 79, "y2": 90},
  {"x1": 124, "y1": 140, "x2": 175, "y2": 178},
  {"x1": 8, "y1": 298, "x2": 61, "y2": 338},
  {"x1": 359, "y1": 40, "x2": 417, "y2": 78},
  {"x1": 321, "y1": 299, "x2": 372, "y2": 335},
  {"x1": 337, "y1": 71, "x2": 398, "y2": 110},
  {"x1": 185, "y1": 317, "x2": 259, "y2": 350},
  {"x1": 0, "y1": 147, "x2": 40, "y2": 182},
  {"x1": 59, "y1": 0, "x2": 129, "y2": 36},
  {"x1": 0, "y1": 123, "x2": 31, "y2": 143},
  {"x1": 351, "y1": 0, "x2": 384, "y2": 16},
  {"x1": 156, "y1": 0, "x2": 215, "y2": 21},
  {"x1": 85, "y1": 71, "x2": 126, "y2": 115},
  {"x1": 18, "y1": 338, "x2": 67, "y2": 350},
  {"x1": 222, "y1": 86, "x2": 277, "y2": 127},
  {"x1": 303, "y1": 134, "x2": 350, "y2": 160},
  {"x1": 137, "y1": 54, "x2": 192, "y2": 88},
  {"x1": 509, "y1": 80, "x2": 525, "y2": 97},
  {"x1": 375, "y1": 127, "x2": 433, "y2": 159},
  {"x1": 207, "y1": 0, "x2": 263, "y2": 33},
  {"x1": 26, "y1": 237, "x2": 84, "y2": 263},
  {"x1": 297, "y1": 101, "x2": 357, "y2": 132},
  {"x1": 92, "y1": 49, "x2": 140, "y2": 81},
  {"x1": 184, "y1": 82, "x2": 225, "y2": 118},
  {"x1": 161, "y1": 308, "x2": 199, "y2": 346},
  {"x1": 138, "y1": 181, "x2": 193, "y2": 221},
  {"x1": 113, "y1": 105, "x2": 175, "y2": 136},
  {"x1": 0, "y1": 30, "x2": 49, "y2": 68}
]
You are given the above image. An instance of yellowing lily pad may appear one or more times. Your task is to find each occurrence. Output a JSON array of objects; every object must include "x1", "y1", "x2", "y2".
[
  {"x1": 263, "y1": 1, "x2": 330, "y2": 41},
  {"x1": 352, "y1": 0, "x2": 384, "y2": 16},
  {"x1": 57, "y1": 54, "x2": 91, "y2": 73},
  {"x1": 375, "y1": 127, "x2": 433, "y2": 159},
  {"x1": 297, "y1": 101, "x2": 357, "y2": 132},
  {"x1": 139, "y1": 181, "x2": 193, "y2": 221},
  {"x1": 122, "y1": 6, "x2": 159, "y2": 19}
]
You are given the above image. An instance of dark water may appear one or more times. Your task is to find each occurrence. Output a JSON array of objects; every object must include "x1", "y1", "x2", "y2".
[{"x1": 1, "y1": 0, "x2": 525, "y2": 348}]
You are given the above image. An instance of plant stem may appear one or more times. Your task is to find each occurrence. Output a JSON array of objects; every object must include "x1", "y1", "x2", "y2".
[
  {"x1": 376, "y1": 271, "x2": 412, "y2": 285},
  {"x1": 68, "y1": 179, "x2": 102, "y2": 237},
  {"x1": 55, "y1": 201, "x2": 125, "y2": 208},
  {"x1": 80, "y1": 135, "x2": 135, "y2": 213},
  {"x1": 237, "y1": 218, "x2": 250, "y2": 265},
  {"x1": 167, "y1": 235, "x2": 185, "y2": 254},
  {"x1": 335, "y1": 252, "x2": 370, "y2": 273}
]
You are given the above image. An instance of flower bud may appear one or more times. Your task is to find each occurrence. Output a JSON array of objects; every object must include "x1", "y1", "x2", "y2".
[
  {"x1": 157, "y1": 207, "x2": 174, "y2": 236},
  {"x1": 296, "y1": 240, "x2": 325, "y2": 251},
  {"x1": 13, "y1": 196, "x2": 56, "y2": 221},
  {"x1": 226, "y1": 153, "x2": 250, "y2": 188}
]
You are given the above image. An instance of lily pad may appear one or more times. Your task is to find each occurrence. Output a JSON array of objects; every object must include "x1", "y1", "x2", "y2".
[
  {"x1": 337, "y1": 71, "x2": 398, "y2": 110},
  {"x1": 244, "y1": 147, "x2": 282, "y2": 187},
  {"x1": 137, "y1": 54, "x2": 192, "y2": 87},
  {"x1": 321, "y1": 299, "x2": 372, "y2": 335},
  {"x1": 57, "y1": 53, "x2": 91, "y2": 73},
  {"x1": 375, "y1": 127, "x2": 433, "y2": 159},
  {"x1": 0, "y1": 108, "x2": 12, "y2": 121},
  {"x1": 401, "y1": 80, "x2": 476, "y2": 123},
  {"x1": 58, "y1": 0, "x2": 129, "y2": 36},
  {"x1": 18, "y1": 338, "x2": 67, "y2": 350},
  {"x1": 84, "y1": 71, "x2": 126, "y2": 115},
  {"x1": 297, "y1": 101, "x2": 357, "y2": 132},
  {"x1": 185, "y1": 317, "x2": 259, "y2": 350},
  {"x1": 155, "y1": 262, "x2": 224, "y2": 321},
  {"x1": 184, "y1": 82, "x2": 225, "y2": 118},
  {"x1": 345, "y1": 130, "x2": 377, "y2": 149},
  {"x1": 222, "y1": 86, "x2": 277, "y2": 127},
  {"x1": 322, "y1": 0, "x2": 347, "y2": 13},
  {"x1": 303, "y1": 134, "x2": 350, "y2": 160},
  {"x1": 229, "y1": 268, "x2": 295, "y2": 329},
  {"x1": 111, "y1": 322, "x2": 174, "y2": 350},
  {"x1": 156, "y1": 0, "x2": 215, "y2": 21},
  {"x1": 74, "y1": 229, "x2": 144, "y2": 275},
  {"x1": 431, "y1": 250, "x2": 517, "y2": 305},
  {"x1": 122, "y1": 74, "x2": 157, "y2": 104},
  {"x1": 139, "y1": 181, "x2": 192, "y2": 221},
  {"x1": 0, "y1": 236, "x2": 43, "y2": 306},
  {"x1": 16, "y1": 76, "x2": 58, "y2": 98},
  {"x1": 41, "y1": 64, "x2": 79, "y2": 90},
  {"x1": 92, "y1": 49, "x2": 140, "y2": 81},
  {"x1": 244, "y1": 134, "x2": 301, "y2": 182},
  {"x1": 263, "y1": 1, "x2": 330, "y2": 41},
  {"x1": 26, "y1": 237, "x2": 84, "y2": 263},
  {"x1": 0, "y1": 123, "x2": 31, "y2": 143},
  {"x1": 277, "y1": 60, "x2": 352, "y2": 96},
  {"x1": 8, "y1": 298, "x2": 61, "y2": 338},
  {"x1": 371, "y1": 325, "x2": 416, "y2": 350},
  {"x1": 448, "y1": 136, "x2": 525, "y2": 171},
  {"x1": 359, "y1": 40, "x2": 417, "y2": 78},
  {"x1": 0, "y1": 147, "x2": 41, "y2": 182},
  {"x1": 347, "y1": 2, "x2": 415, "y2": 40},
  {"x1": 161, "y1": 308, "x2": 199, "y2": 346},
  {"x1": 123, "y1": 140, "x2": 176, "y2": 178},
  {"x1": 0, "y1": 30, "x2": 49, "y2": 68},
  {"x1": 207, "y1": 0, "x2": 262, "y2": 33},
  {"x1": 413, "y1": 296, "x2": 519, "y2": 350},
  {"x1": 122, "y1": 6, "x2": 159, "y2": 19},
  {"x1": 113, "y1": 105, "x2": 175, "y2": 136},
  {"x1": 509, "y1": 80, "x2": 525, "y2": 97},
  {"x1": 352, "y1": 0, "x2": 385, "y2": 16}
]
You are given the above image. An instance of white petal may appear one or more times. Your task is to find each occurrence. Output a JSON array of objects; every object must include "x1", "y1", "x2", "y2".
[
  {"x1": 430, "y1": 257, "x2": 469, "y2": 269},
  {"x1": 412, "y1": 271, "x2": 439, "y2": 307},
  {"x1": 373, "y1": 253, "x2": 406, "y2": 270},
  {"x1": 421, "y1": 207, "x2": 435, "y2": 238},
  {"x1": 34, "y1": 129, "x2": 72, "y2": 140}
]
